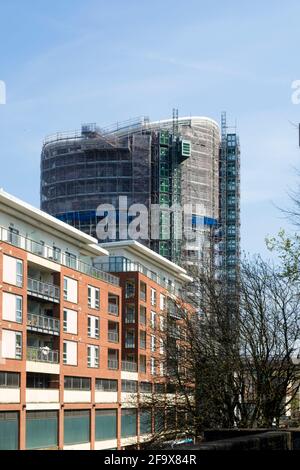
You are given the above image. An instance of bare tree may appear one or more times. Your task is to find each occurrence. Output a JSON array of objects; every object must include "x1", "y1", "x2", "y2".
[{"x1": 140, "y1": 256, "x2": 300, "y2": 448}]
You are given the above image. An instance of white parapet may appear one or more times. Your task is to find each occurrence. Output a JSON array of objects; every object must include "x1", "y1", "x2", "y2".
[
  {"x1": 64, "y1": 390, "x2": 91, "y2": 403},
  {"x1": 26, "y1": 389, "x2": 59, "y2": 403},
  {"x1": 94, "y1": 439, "x2": 118, "y2": 450},
  {"x1": 121, "y1": 436, "x2": 138, "y2": 447},
  {"x1": 0, "y1": 388, "x2": 20, "y2": 403},
  {"x1": 64, "y1": 443, "x2": 91, "y2": 450},
  {"x1": 121, "y1": 393, "x2": 138, "y2": 408},
  {"x1": 26, "y1": 361, "x2": 60, "y2": 375},
  {"x1": 95, "y1": 391, "x2": 118, "y2": 404}
]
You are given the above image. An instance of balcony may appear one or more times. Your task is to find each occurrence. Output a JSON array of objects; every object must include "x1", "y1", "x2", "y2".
[
  {"x1": 122, "y1": 361, "x2": 137, "y2": 372},
  {"x1": 27, "y1": 313, "x2": 60, "y2": 336},
  {"x1": 27, "y1": 347, "x2": 59, "y2": 364},
  {"x1": 108, "y1": 331, "x2": 119, "y2": 343},
  {"x1": 108, "y1": 303, "x2": 119, "y2": 316},
  {"x1": 108, "y1": 359, "x2": 119, "y2": 370},
  {"x1": 0, "y1": 225, "x2": 119, "y2": 286},
  {"x1": 27, "y1": 278, "x2": 60, "y2": 303}
]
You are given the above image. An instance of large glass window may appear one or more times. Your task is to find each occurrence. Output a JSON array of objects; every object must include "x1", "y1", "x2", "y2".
[
  {"x1": 122, "y1": 380, "x2": 138, "y2": 393},
  {"x1": 140, "y1": 409, "x2": 152, "y2": 435},
  {"x1": 121, "y1": 409, "x2": 137, "y2": 438},
  {"x1": 64, "y1": 410, "x2": 90, "y2": 445},
  {"x1": 95, "y1": 409, "x2": 117, "y2": 441},
  {"x1": 0, "y1": 412, "x2": 19, "y2": 450},
  {"x1": 64, "y1": 376, "x2": 91, "y2": 390},
  {"x1": 96, "y1": 379, "x2": 118, "y2": 392},
  {"x1": 0, "y1": 372, "x2": 20, "y2": 388},
  {"x1": 26, "y1": 411, "x2": 58, "y2": 450}
]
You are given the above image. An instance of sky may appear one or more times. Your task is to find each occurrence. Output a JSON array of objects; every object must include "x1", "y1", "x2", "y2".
[{"x1": 0, "y1": 0, "x2": 300, "y2": 256}]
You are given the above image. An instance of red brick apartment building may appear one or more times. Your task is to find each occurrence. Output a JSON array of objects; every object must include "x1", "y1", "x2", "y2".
[{"x1": 0, "y1": 190, "x2": 191, "y2": 450}]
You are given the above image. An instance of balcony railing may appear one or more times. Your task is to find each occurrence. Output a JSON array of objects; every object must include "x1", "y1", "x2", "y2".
[
  {"x1": 108, "y1": 303, "x2": 119, "y2": 316},
  {"x1": 122, "y1": 361, "x2": 137, "y2": 372},
  {"x1": 27, "y1": 313, "x2": 60, "y2": 335},
  {"x1": 125, "y1": 341, "x2": 135, "y2": 349},
  {"x1": 108, "y1": 331, "x2": 119, "y2": 343},
  {"x1": 125, "y1": 315, "x2": 135, "y2": 324},
  {"x1": 108, "y1": 359, "x2": 119, "y2": 370},
  {"x1": 27, "y1": 277, "x2": 60, "y2": 302},
  {"x1": 0, "y1": 226, "x2": 119, "y2": 286},
  {"x1": 96, "y1": 256, "x2": 182, "y2": 295},
  {"x1": 27, "y1": 347, "x2": 59, "y2": 364}
]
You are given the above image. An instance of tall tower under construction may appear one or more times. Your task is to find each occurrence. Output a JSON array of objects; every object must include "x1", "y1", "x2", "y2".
[{"x1": 40, "y1": 114, "x2": 239, "y2": 272}]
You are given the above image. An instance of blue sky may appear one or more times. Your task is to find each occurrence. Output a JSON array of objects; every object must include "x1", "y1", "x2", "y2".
[{"x1": 0, "y1": 0, "x2": 300, "y2": 256}]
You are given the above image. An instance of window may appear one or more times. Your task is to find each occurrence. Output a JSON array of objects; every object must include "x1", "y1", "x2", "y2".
[
  {"x1": 150, "y1": 311, "x2": 156, "y2": 329},
  {"x1": 154, "y1": 383, "x2": 165, "y2": 394},
  {"x1": 88, "y1": 286, "x2": 100, "y2": 309},
  {"x1": 95, "y1": 410, "x2": 117, "y2": 442},
  {"x1": 140, "y1": 306, "x2": 146, "y2": 325},
  {"x1": 64, "y1": 410, "x2": 90, "y2": 445},
  {"x1": 151, "y1": 288, "x2": 156, "y2": 306},
  {"x1": 63, "y1": 277, "x2": 78, "y2": 303},
  {"x1": 140, "y1": 282, "x2": 147, "y2": 301},
  {"x1": 125, "y1": 330, "x2": 135, "y2": 348},
  {"x1": 139, "y1": 382, "x2": 152, "y2": 393},
  {"x1": 121, "y1": 409, "x2": 137, "y2": 438},
  {"x1": 64, "y1": 376, "x2": 91, "y2": 390},
  {"x1": 140, "y1": 409, "x2": 152, "y2": 435},
  {"x1": 160, "y1": 339, "x2": 165, "y2": 355},
  {"x1": 160, "y1": 316, "x2": 165, "y2": 332},
  {"x1": 122, "y1": 380, "x2": 138, "y2": 393},
  {"x1": 88, "y1": 316, "x2": 99, "y2": 338},
  {"x1": 96, "y1": 379, "x2": 118, "y2": 392},
  {"x1": 140, "y1": 330, "x2": 146, "y2": 349},
  {"x1": 151, "y1": 335, "x2": 156, "y2": 352},
  {"x1": 125, "y1": 280, "x2": 135, "y2": 299},
  {"x1": 65, "y1": 252, "x2": 77, "y2": 269},
  {"x1": 87, "y1": 345, "x2": 99, "y2": 368},
  {"x1": 0, "y1": 412, "x2": 19, "y2": 450},
  {"x1": 63, "y1": 309, "x2": 77, "y2": 334},
  {"x1": 63, "y1": 341, "x2": 77, "y2": 366},
  {"x1": 1, "y1": 330, "x2": 22, "y2": 360},
  {"x1": 26, "y1": 373, "x2": 52, "y2": 389},
  {"x1": 150, "y1": 358, "x2": 156, "y2": 375},
  {"x1": 52, "y1": 246, "x2": 61, "y2": 262},
  {"x1": 160, "y1": 362, "x2": 165, "y2": 377},
  {"x1": 8, "y1": 227, "x2": 20, "y2": 246},
  {"x1": 2, "y1": 255, "x2": 23, "y2": 287},
  {"x1": 26, "y1": 411, "x2": 58, "y2": 450},
  {"x1": 160, "y1": 294, "x2": 166, "y2": 311},
  {"x1": 125, "y1": 304, "x2": 135, "y2": 324},
  {"x1": 0, "y1": 372, "x2": 20, "y2": 388},
  {"x1": 140, "y1": 355, "x2": 146, "y2": 373},
  {"x1": 2, "y1": 292, "x2": 22, "y2": 323}
]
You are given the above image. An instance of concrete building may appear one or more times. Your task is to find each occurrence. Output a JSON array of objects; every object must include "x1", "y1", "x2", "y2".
[
  {"x1": 0, "y1": 189, "x2": 191, "y2": 450},
  {"x1": 40, "y1": 115, "x2": 222, "y2": 267}
]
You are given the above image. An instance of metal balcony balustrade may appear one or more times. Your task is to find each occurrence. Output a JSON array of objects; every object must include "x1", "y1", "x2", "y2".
[
  {"x1": 27, "y1": 277, "x2": 60, "y2": 303},
  {"x1": 125, "y1": 314, "x2": 135, "y2": 324},
  {"x1": 121, "y1": 361, "x2": 137, "y2": 372},
  {"x1": 107, "y1": 359, "x2": 119, "y2": 370},
  {"x1": 97, "y1": 256, "x2": 180, "y2": 295},
  {"x1": 0, "y1": 226, "x2": 119, "y2": 286},
  {"x1": 27, "y1": 347, "x2": 59, "y2": 364},
  {"x1": 108, "y1": 331, "x2": 119, "y2": 343},
  {"x1": 27, "y1": 312, "x2": 60, "y2": 335}
]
